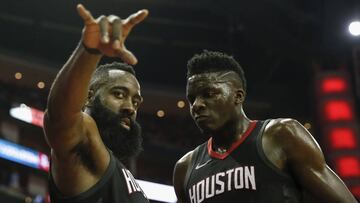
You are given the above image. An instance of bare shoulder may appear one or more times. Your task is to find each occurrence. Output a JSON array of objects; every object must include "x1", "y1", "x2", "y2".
[
  {"x1": 173, "y1": 150, "x2": 194, "y2": 203},
  {"x1": 264, "y1": 118, "x2": 312, "y2": 146},
  {"x1": 260, "y1": 118, "x2": 298, "y2": 170},
  {"x1": 265, "y1": 118, "x2": 302, "y2": 136},
  {"x1": 44, "y1": 110, "x2": 105, "y2": 160},
  {"x1": 177, "y1": 150, "x2": 194, "y2": 165},
  {"x1": 49, "y1": 111, "x2": 109, "y2": 171},
  {"x1": 174, "y1": 150, "x2": 194, "y2": 176},
  {"x1": 264, "y1": 118, "x2": 323, "y2": 165},
  {"x1": 46, "y1": 111, "x2": 110, "y2": 196},
  {"x1": 263, "y1": 119, "x2": 357, "y2": 202}
]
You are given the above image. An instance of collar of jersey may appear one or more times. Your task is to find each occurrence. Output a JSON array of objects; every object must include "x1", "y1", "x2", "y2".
[{"x1": 207, "y1": 120, "x2": 258, "y2": 160}]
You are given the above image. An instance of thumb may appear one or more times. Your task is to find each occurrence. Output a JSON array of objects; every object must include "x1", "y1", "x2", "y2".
[{"x1": 117, "y1": 47, "x2": 138, "y2": 65}]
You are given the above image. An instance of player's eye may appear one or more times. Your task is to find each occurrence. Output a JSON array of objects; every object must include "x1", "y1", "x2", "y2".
[{"x1": 113, "y1": 91, "x2": 125, "y2": 99}]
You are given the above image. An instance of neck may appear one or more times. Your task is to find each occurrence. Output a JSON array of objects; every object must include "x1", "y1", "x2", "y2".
[{"x1": 211, "y1": 110, "x2": 250, "y2": 151}]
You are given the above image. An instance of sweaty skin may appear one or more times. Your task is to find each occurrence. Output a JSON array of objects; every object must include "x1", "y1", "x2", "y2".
[
  {"x1": 186, "y1": 71, "x2": 248, "y2": 144},
  {"x1": 173, "y1": 71, "x2": 357, "y2": 203}
]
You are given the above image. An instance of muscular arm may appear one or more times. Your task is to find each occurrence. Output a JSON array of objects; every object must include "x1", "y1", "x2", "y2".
[
  {"x1": 45, "y1": 4, "x2": 148, "y2": 156},
  {"x1": 267, "y1": 119, "x2": 357, "y2": 203},
  {"x1": 43, "y1": 33, "x2": 108, "y2": 198},
  {"x1": 44, "y1": 44, "x2": 101, "y2": 155},
  {"x1": 43, "y1": 4, "x2": 148, "y2": 196},
  {"x1": 173, "y1": 151, "x2": 194, "y2": 203}
]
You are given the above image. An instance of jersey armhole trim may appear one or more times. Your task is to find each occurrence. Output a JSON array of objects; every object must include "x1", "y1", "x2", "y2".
[
  {"x1": 49, "y1": 150, "x2": 116, "y2": 201},
  {"x1": 256, "y1": 119, "x2": 292, "y2": 179},
  {"x1": 208, "y1": 120, "x2": 258, "y2": 160},
  {"x1": 183, "y1": 144, "x2": 203, "y2": 196}
]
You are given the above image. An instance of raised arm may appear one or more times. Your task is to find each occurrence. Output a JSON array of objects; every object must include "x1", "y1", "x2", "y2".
[
  {"x1": 43, "y1": 4, "x2": 148, "y2": 196},
  {"x1": 44, "y1": 4, "x2": 148, "y2": 155},
  {"x1": 268, "y1": 119, "x2": 357, "y2": 203}
]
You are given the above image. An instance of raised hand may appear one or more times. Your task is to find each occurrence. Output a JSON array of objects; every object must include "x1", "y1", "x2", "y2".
[{"x1": 76, "y1": 4, "x2": 148, "y2": 64}]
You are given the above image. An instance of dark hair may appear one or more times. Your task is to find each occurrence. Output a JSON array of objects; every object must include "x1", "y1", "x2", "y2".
[
  {"x1": 90, "y1": 62, "x2": 136, "y2": 91},
  {"x1": 187, "y1": 50, "x2": 246, "y2": 91}
]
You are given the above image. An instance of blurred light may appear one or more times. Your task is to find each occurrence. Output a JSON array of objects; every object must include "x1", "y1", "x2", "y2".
[
  {"x1": 37, "y1": 81, "x2": 45, "y2": 89},
  {"x1": 329, "y1": 128, "x2": 357, "y2": 149},
  {"x1": 14, "y1": 72, "x2": 22, "y2": 80},
  {"x1": 349, "y1": 21, "x2": 360, "y2": 36},
  {"x1": 10, "y1": 104, "x2": 44, "y2": 127},
  {"x1": 136, "y1": 179, "x2": 177, "y2": 202},
  {"x1": 321, "y1": 77, "x2": 347, "y2": 94},
  {"x1": 304, "y1": 123, "x2": 311, "y2": 130},
  {"x1": 335, "y1": 156, "x2": 360, "y2": 177},
  {"x1": 33, "y1": 195, "x2": 44, "y2": 203},
  {"x1": 0, "y1": 132, "x2": 177, "y2": 202},
  {"x1": 0, "y1": 138, "x2": 49, "y2": 172},
  {"x1": 177, "y1": 100, "x2": 185, "y2": 108},
  {"x1": 25, "y1": 197, "x2": 32, "y2": 203},
  {"x1": 157, "y1": 110, "x2": 165, "y2": 118},
  {"x1": 324, "y1": 100, "x2": 353, "y2": 121},
  {"x1": 8, "y1": 104, "x2": 178, "y2": 202}
]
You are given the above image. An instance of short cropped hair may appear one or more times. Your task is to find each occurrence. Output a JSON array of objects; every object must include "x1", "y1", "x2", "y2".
[
  {"x1": 90, "y1": 62, "x2": 136, "y2": 91},
  {"x1": 187, "y1": 50, "x2": 247, "y2": 91}
]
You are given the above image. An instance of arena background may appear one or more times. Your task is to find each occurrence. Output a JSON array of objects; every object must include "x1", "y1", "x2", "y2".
[{"x1": 0, "y1": 0, "x2": 359, "y2": 202}]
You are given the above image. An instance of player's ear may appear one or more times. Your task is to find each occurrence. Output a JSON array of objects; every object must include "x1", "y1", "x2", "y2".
[
  {"x1": 85, "y1": 89, "x2": 95, "y2": 107},
  {"x1": 234, "y1": 88, "x2": 245, "y2": 104}
]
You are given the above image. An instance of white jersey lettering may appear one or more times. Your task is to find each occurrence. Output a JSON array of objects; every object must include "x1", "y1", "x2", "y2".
[
  {"x1": 122, "y1": 169, "x2": 147, "y2": 198},
  {"x1": 205, "y1": 176, "x2": 215, "y2": 198},
  {"x1": 196, "y1": 180, "x2": 205, "y2": 203},
  {"x1": 234, "y1": 167, "x2": 244, "y2": 189},
  {"x1": 245, "y1": 166, "x2": 256, "y2": 190},
  {"x1": 226, "y1": 169, "x2": 234, "y2": 191},
  {"x1": 189, "y1": 185, "x2": 196, "y2": 203},
  {"x1": 188, "y1": 166, "x2": 256, "y2": 203}
]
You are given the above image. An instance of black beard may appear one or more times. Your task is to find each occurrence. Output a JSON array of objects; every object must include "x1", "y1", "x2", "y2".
[{"x1": 89, "y1": 97, "x2": 143, "y2": 160}]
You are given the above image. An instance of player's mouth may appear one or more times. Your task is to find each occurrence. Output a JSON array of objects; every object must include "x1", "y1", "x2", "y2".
[
  {"x1": 119, "y1": 118, "x2": 131, "y2": 131},
  {"x1": 194, "y1": 115, "x2": 209, "y2": 122}
]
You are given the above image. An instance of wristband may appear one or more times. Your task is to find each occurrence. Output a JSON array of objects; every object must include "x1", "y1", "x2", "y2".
[{"x1": 82, "y1": 43, "x2": 102, "y2": 55}]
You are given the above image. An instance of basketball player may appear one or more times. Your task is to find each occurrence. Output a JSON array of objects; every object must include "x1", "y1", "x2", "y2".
[
  {"x1": 43, "y1": 4, "x2": 150, "y2": 203},
  {"x1": 173, "y1": 50, "x2": 357, "y2": 203}
]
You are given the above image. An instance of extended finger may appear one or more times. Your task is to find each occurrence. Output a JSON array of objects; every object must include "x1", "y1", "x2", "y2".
[
  {"x1": 76, "y1": 4, "x2": 96, "y2": 25},
  {"x1": 99, "y1": 16, "x2": 110, "y2": 43},
  {"x1": 123, "y1": 9, "x2": 149, "y2": 30},
  {"x1": 116, "y1": 46, "x2": 138, "y2": 65},
  {"x1": 108, "y1": 15, "x2": 122, "y2": 50}
]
